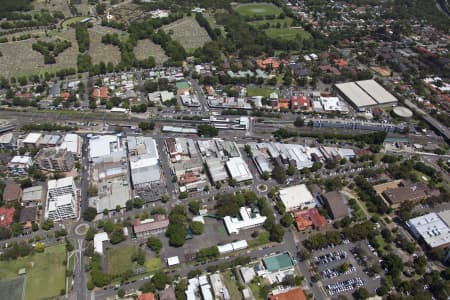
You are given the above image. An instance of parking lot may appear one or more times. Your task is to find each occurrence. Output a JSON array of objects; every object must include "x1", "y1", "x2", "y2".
[{"x1": 311, "y1": 241, "x2": 381, "y2": 297}]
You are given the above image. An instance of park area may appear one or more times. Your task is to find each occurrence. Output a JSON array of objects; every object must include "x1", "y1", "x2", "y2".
[
  {"x1": 234, "y1": 3, "x2": 283, "y2": 17},
  {"x1": 133, "y1": 39, "x2": 168, "y2": 65},
  {"x1": 265, "y1": 27, "x2": 310, "y2": 41},
  {"x1": 0, "y1": 244, "x2": 67, "y2": 300},
  {"x1": 88, "y1": 26, "x2": 124, "y2": 65},
  {"x1": 106, "y1": 245, "x2": 162, "y2": 275},
  {"x1": 162, "y1": 17, "x2": 211, "y2": 50}
]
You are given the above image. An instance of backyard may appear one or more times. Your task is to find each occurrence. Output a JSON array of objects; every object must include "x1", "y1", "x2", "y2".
[{"x1": 0, "y1": 244, "x2": 67, "y2": 300}]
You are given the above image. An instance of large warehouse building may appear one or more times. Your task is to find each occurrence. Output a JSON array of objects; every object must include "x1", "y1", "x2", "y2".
[{"x1": 334, "y1": 79, "x2": 398, "y2": 111}]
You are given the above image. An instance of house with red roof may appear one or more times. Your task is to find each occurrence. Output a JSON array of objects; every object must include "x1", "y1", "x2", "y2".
[
  {"x1": 0, "y1": 207, "x2": 15, "y2": 227},
  {"x1": 294, "y1": 208, "x2": 327, "y2": 231},
  {"x1": 269, "y1": 287, "x2": 307, "y2": 300},
  {"x1": 256, "y1": 57, "x2": 287, "y2": 70},
  {"x1": 290, "y1": 95, "x2": 311, "y2": 110},
  {"x1": 92, "y1": 86, "x2": 109, "y2": 99},
  {"x1": 138, "y1": 292, "x2": 155, "y2": 300},
  {"x1": 279, "y1": 98, "x2": 289, "y2": 110}
]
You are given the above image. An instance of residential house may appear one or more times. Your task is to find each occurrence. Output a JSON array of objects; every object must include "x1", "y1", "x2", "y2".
[
  {"x1": 2, "y1": 183, "x2": 22, "y2": 204},
  {"x1": 0, "y1": 207, "x2": 15, "y2": 227},
  {"x1": 7, "y1": 155, "x2": 33, "y2": 176},
  {"x1": 19, "y1": 206, "x2": 37, "y2": 230},
  {"x1": 22, "y1": 185, "x2": 44, "y2": 207}
]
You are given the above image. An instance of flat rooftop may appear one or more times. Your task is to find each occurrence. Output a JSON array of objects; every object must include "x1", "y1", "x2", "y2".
[
  {"x1": 356, "y1": 79, "x2": 398, "y2": 104},
  {"x1": 335, "y1": 82, "x2": 377, "y2": 108}
]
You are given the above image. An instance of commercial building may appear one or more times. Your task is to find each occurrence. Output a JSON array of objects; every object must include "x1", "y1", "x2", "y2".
[
  {"x1": 334, "y1": 80, "x2": 398, "y2": 111},
  {"x1": 22, "y1": 185, "x2": 44, "y2": 207},
  {"x1": 89, "y1": 134, "x2": 125, "y2": 164},
  {"x1": 94, "y1": 232, "x2": 109, "y2": 255},
  {"x1": 0, "y1": 132, "x2": 16, "y2": 149},
  {"x1": 224, "y1": 207, "x2": 267, "y2": 235},
  {"x1": 133, "y1": 215, "x2": 169, "y2": 238},
  {"x1": 2, "y1": 183, "x2": 22, "y2": 204},
  {"x1": 38, "y1": 134, "x2": 62, "y2": 148},
  {"x1": 22, "y1": 133, "x2": 42, "y2": 148},
  {"x1": 205, "y1": 157, "x2": 228, "y2": 183},
  {"x1": 322, "y1": 191, "x2": 349, "y2": 220},
  {"x1": 407, "y1": 211, "x2": 450, "y2": 249},
  {"x1": 278, "y1": 184, "x2": 315, "y2": 212},
  {"x1": 356, "y1": 79, "x2": 398, "y2": 105},
  {"x1": 58, "y1": 133, "x2": 82, "y2": 156},
  {"x1": 35, "y1": 148, "x2": 74, "y2": 172},
  {"x1": 381, "y1": 181, "x2": 439, "y2": 208},
  {"x1": 45, "y1": 177, "x2": 77, "y2": 221},
  {"x1": 7, "y1": 155, "x2": 33, "y2": 176},
  {"x1": 217, "y1": 240, "x2": 248, "y2": 254},
  {"x1": 128, "y1": 136, "x2": 161, "y2": 189},
  {"x1": 226, "y1": 157, "x2": 253, "y2": 182}
]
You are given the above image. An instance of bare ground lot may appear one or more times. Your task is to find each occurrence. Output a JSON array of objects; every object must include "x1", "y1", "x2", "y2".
[
  {"x1": 133, "y1": 39, "x2": 167, "y2": 65},
  {"x1": 162, "y1": 17, "x2": 211, "y2": 50},
  {"x1": 0, "y1": 29, "x2": 78, "y2": 78}
]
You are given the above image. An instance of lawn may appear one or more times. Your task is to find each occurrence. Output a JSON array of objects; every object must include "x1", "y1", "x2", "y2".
[
  {"x1": 106, "y1": 245, "x2": 137, "y2": 275},
  {"x1": 162, "y1": 17, "x2": 211, "y2": 49},
  {"x1": 248, "y1": 17, "x2": 294, "y2": 27},
  {"x1": 221, "y1": 271, "x2": 243, "y2": 300},
  {"x1": 133, "y1": 39, "x2": 167, "y2": 65},
  {"x1": 249, "y1": 277, "x2": 267, "y2": 300},
  {"x1": 235, "y1": 3, "x2": 282, "y2": 17},
  {"x1": 246, "y1": 87, "x2": 274, "y2": 97},
  {"x1": 145, "y1": 258, "x2": 163, "y2": 273},
  {"x1": 248, "y1": 231, "x2": 270, "y2": 247},
  {"x1": 0, "y1": 244, "x2": 67, "y2": 300},
  {"x1": 0, "y1": 277, "x2": 25, "y2": 300},
  {"x1": 88, "y1": 26, "x2": 124, "y2": 65},
  {"x1": 265, "y1": 27, "x2": 311, "y2": 41},
  {"x1": 374, "y1": 235, "x2": 389, "y2": 256}
]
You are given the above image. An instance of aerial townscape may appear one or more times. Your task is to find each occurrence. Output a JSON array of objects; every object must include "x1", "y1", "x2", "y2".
[{"x1": 0, "y1": 0, "x2": 449, "y2": 299}]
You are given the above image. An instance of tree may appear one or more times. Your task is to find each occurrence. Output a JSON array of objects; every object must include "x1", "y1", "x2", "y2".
[
  {"x1": 188, "y1": 200, "x2": 201, "y2": 215},
  {"x1": 133, "y1": 198, "x2": 144, "y2": 209},
  {"x1": 109, "y1": 226, "x2": 125, "y2": 244},
  {"x1": 41, "y1": 218, "x2": 54, "y2": 230},
  {"x1": 151, "y1": 271, "x2": 169, "y2": 290},
  {"x1": 103, "y1": 219, "x2": 114, "y2": 234},
  {"x1": 197, "y1": 124, "x2": 218, "y2": 137},
  {"x1": 270, "y1": 224, "x2": 285, "y2": 242},
  {"x1": 85, "y1": 227, "x2": 95, "y2": 241},
  {"x1": 272, "y1": 165, "x2": 286, "y2": 184},
  {"x1": 147, "y1": 236, "x2": 162, "y2": 254},
  {"x1": 262, "y1": 171, "x2": 270, "y2": 180},
  {"x1": 83, "y1": 207, "x2": 97, "y2": 221},
  {"x1": 287, "y1": 165, "x2": 296, "y2": 176},
  {"x1": 31, "y1": 223, "x2": 39, "y2": 232},
  {"x1": 34, "y1": 242, "x2": 45, "y2": 253},
  {"x1": 280, "y1": 213, "x2": 293, "y2": 227},
  {"x1": 117, "y1": 289, "x2": 125, "y2": 298},
  {"x1": 294, "y1": 117, "x2": 305, "y2": 127},
  {"x1": 353, "y1": 288, "x2": 370, "y2": 300},
  {"x1": 190, "y1": 221, "x2": 204, "y2": 235},
  {"x1": 161, "y1": 193, "x2": 169, "y2": 203}
]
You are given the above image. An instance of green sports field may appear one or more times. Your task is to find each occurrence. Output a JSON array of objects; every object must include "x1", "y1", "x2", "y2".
[
  {"x1": 235, "y1": 3, "x2": 282, "y2": 17},
  {"x1": 265, "y1": 27, "x2": 311, "y2": 40},
  {"x1": 0, "y1": 244, "x2": 67, "y2": 300}
]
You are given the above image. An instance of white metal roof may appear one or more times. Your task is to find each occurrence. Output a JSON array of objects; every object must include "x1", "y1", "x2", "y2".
[
  {"x1": 94, "y1": 232, "x2": 109, "y2": 255},
  {"x1": 335, "y1": 82, "x2": 377, "y2": 108},
  {"x1": 278, "y1": 184, "x2": 315, "y2": 211},
  {"x1": 356, "y1": 79, "x2": 398, "y2": 104},
  {"x1": 226, "y1": 157, "x2": 253, "y2": 182},
  {"x1": 47, "y1": 176, "x2": 75, "y2": 190},
  {"x1": 167, "y1": 256, "x2": 180, "y2": 266},
  {"x1": 23, "y1": 132, "x2": 42, "y2": 144},
  {"x1": 407, "y1": 211, "x2": 450, "y2": 248},
  {"x1": 224, "y1": 207, "x2": 266, "y2": 234}
]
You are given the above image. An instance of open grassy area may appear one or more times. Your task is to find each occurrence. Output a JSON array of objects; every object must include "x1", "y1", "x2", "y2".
[
  {"x1": 249, "y1": 277, "x2": 267, "y2": 300},
  {"x1": 61, "y1": 17, "x2": 87, "y2": 29},
  {"x1": 221, "y1": 271, "x2": 243, "y2": 300},
  {"x1": 265, "y1": 27, "x2": 311, "y2": 40},
  {"x1": 246, "y1": 87, "x2": 274, "y2": 97},
  {"x1": 374, "y1": 235, "x2": 389, "y2": 256},
  {"x1": 0, "y1": 244, "x2": 67, "y2": 300},
  {"x1": 106, "y1": 245, "x2": 137, "y2": 275},
  {"x1": 88, "y1": 26, "x2": 124, "y2": 65},
  {"x1": 235, "y1": 3, "x2": 282, "y2": 17},
  {"x1": 162, "y1": 17, "x2": 211, "y2": 49},
  {"x1": 248, "y1": 17, "x2": 294, "y2": 27},
  {"x1": 0, "y1": 277, "x2": 25, "y2": 300},
  {"x1": 145, "y1": 258, "x2": 163, "y2": 273},
  {"x1": 134, "y1": 39, "x2": 167, "y2": 65},
  {"x1": 248, "y1": 231, "x2": 270, "y2": 247}
]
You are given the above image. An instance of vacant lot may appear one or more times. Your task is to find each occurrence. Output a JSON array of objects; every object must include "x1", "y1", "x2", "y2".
[
  {"x1": 0, "y1": 244, "x2": 66, "y2": 300},
  {"x1": 145, "y1": 257, "x2": 163, "y2": 273},
  {"x1": 106, "y1": 245, "x2": 137, "y2": 275},
  {"x1": 0, "y1": 28, "x2": 78, "y2": 78},
  {"x1": 88, "y1": 26, "x2": 123, "y2": 65},
  {"x1": 247, "y1": 87, "x2": 274, "y2": 97},
  {"x1": 162, "y1": 17, "x2": 211, "y2": 50},
  {"x1": 265, "y1": 27, "x2": 311, "y2": 41},
  {"x1": 234, "y1": 3, "x2": 282, "y2": 17},
  {"x1": 134, "y1": 39, "x2": 167, "y2": 65}
]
